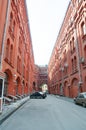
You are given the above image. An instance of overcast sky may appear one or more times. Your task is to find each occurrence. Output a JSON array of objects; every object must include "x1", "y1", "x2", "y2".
[{"x1": 26, "y1": 0, "x2": 70, "y2": 66}]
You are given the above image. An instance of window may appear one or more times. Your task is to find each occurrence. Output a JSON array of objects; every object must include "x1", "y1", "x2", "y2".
[
  {"x1": 4, "y1": 73, "x2": 9, "y2": 96},
  {"x1": 23, "y1": 65, "x2": 25, "y2": 77},
  {"x1": 9, "y1": 12, "x2": 15, "y2": 40},
  {"x1": 70, "y1": 37, "x2": 75, "y2": 54},
  {"x1": 83, "y1": 24, "x2": 86, "y2": 35},
  {"x1": 64, "y1": 50, "x2": 67, "y2": 62},
  {"x1": 5, "y1": 39, "x2": 10, "y2": 62},
  {"x1": 72, "y1": 57, "x2": 77, "y2": 73},
  {"x1": 81, "y1": 22, "x2": 86, "y2": 36},
  {"x1": 18, "y1": 36, "x2": 22, "y2": 54},
  {"x1": 70, "y1": 41, "x2": 72, "y2": 54},
  {"x1": 10, "y1": 12, "x2": 13, "y2": 28},
  {"x1": 74, "y1": 56, "x2": 77, "y2": 69},
  {"x1": 5, "y1": 39, "x2": 14, "y2": 65},
  {"x1": 72, "y1": 37, "x2": 75, "y2": 51},
  {"x1": 12, "y1": 20, "x2": 15, "y2": 34},
  {"x1": 64, "y1": 67, "x2": 68, "y2": 76},
  {"x1": 17, "y1": 56, "x2": 19, "y2": 73},
  {"x1": 14, "y1": 0, "x2": 17, "y2": 5},
  {"x1": 72, "y1": 59, "x2": 74, "y2": 71},
  {"x1": 78, "y1": 0, "x2": 82, "y2": 3},
  {"x1": 10, "y1": 45, "x2": 13, "y2": 65}
]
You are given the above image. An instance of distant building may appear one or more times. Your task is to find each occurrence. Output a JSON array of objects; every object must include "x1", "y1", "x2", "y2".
[
  {"x1": 34, "y1": 65, "x2": 48, "y2": 91},
  {"x1": 48, "y1": 0, "x2": 86, "y2": 98}
]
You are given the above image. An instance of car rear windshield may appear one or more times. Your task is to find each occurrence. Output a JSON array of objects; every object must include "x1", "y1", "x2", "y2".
[{"x1": 84, "y1": 94, "x2": 86, "y2": 98}]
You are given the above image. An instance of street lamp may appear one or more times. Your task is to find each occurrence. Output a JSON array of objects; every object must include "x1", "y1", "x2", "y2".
[{"x1": 64, "y1": 63, "x2": 68, "y2": 68}]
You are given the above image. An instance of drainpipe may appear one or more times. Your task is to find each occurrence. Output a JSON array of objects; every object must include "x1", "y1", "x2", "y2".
[
  {"x1": 1, "y1": 0, "x2": 10, "y2": 70},
  {"x1": 60, "y1": 67, "x2": 64, "y2": 96}
]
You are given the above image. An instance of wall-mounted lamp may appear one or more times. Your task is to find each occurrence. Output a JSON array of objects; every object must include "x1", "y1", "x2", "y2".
[
  {"x1": 13, "y1": 74, "x2": 16, "y2": 77},
  {"x1": 64, "y1": 63, "x2": 68, "y2": 68}
]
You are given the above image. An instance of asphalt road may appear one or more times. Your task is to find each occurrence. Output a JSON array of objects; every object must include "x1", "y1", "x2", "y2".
[{"x1": 0, "y1": 95, "x2": 86, "y2": 130}]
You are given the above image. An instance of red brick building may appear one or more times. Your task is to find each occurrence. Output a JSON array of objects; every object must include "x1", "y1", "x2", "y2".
[
  {"x1": 34, "y1": 65, "x2": 48, "y2": 91},
  {"x1": 0, "y1": 0, "x2": 35, "y2": 108},
  {"x1": 48, "y1": 0, "x2": 86, "y2": 98},
  {"x1": 33, "y1": 65, "x2": 40, "y2": 91}
]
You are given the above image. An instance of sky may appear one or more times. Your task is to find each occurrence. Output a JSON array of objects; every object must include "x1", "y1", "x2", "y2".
[{"x1": 26, "y1": 0, "x2": 70, "y2": 66}]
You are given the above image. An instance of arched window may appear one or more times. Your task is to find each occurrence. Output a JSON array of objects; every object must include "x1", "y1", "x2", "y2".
[
  {"x1": 70, "y1": 41, "x2": 72, "y2": 54},
  {"x1": 10, "y1": 45, "x2": 13, "y2": 64},
  {"x1": 19, "y1": 59, "x2": 21, "y2": 74},
  {"x1": 5, "y1": 39, "x2": 10, "y2": 61},
  {"x1": 74, "y1": 56, "x2": 77, "y2": 69},
  {"x1": 9, "y1": 12, "x2": 15, "y2": 40},
  {"x1": 10, "y1": 12, "x2": 13, "y2": 28},
  {"x1": 17, "y1": 56, "x2": 19, "y2": 73},
  {"x1": 18, "y1": 36, "x2": 22, "y2": 54},
  {"x1": 4, "y1": 73, "x2": 9, "y2": 96},
  {"x1": 12, "y1": 20, "x2": 15, "y2": 34},
  {"x1": 72, "y1": 59, "x2": 74, "y2": 71},
  {"x1": 78, "y1": 0, "x2": 82, "y2": 3},
  {"x1": 70, "y1": 37, "x2": 75, "y2": 54},
  {"x1": 72, "y1": 37, "x2": 75, "y2": 52}
]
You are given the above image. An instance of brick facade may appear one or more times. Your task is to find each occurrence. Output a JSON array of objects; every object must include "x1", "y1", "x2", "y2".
[
  {"x1": 0, "y1": 0, "x2": 35, "y2": 99},
  {"x1": 48, "y1": 0, "x2": 86, "y2": 98}
]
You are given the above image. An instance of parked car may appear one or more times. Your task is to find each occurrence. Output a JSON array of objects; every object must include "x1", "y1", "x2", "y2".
[
  {"x1": 74, "y1": 92, "x2": 86, "y2": 107},
  {"x1": 30, "y1": 92, "x2": 45, "y2": 99},
  {"x1": 39, "y1": 91, "x2": 47, "y2": 98}
]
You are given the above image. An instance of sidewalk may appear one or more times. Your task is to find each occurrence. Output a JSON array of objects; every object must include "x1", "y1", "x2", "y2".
[
  {"x1": 52, "y1": 94, "x2": 74, "y2": 103},
  {"x1": 0, "y1": 96, "x2": 30, "y2": 125},
  {"x1": 57, "y1": 95, "x2": 73, "y2": 102}
]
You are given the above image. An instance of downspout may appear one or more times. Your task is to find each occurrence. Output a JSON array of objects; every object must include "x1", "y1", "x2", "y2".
[{"x1": 1, "y1": 0, "x2": 10, "y2": 70}]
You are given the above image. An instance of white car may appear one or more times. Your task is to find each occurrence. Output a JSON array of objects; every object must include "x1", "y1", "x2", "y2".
[{"x1": 74, "y1": 92, "x2": 86, "y2": 107}]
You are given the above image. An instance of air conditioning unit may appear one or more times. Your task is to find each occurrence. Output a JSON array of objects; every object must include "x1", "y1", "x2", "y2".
[{"x1": 80, "y1": 57, "x2": 85, "y2": 64}]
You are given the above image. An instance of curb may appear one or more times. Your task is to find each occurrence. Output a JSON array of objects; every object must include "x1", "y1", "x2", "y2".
[
  {"x1": 56, "y1": 96, "x2": 73, "y2": 103},
  {"x1": 0, "y1": 97, "x2": 29, "y2": 125},
  {"x1": 51, "y1": 94, "x2": 73, "y2": 103}
]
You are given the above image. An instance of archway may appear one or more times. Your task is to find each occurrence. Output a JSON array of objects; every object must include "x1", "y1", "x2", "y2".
[
  {"x1": 16, "y1": 77, "x2": 21, "y2": 95},
  {"x1": 4, "y1": 69, "x2": 13, "y2": 96},
  {"x1": 64, "y1": 81, "x2": 69, "y2": 97},
  {"x1": 40, "y1": 84, "x2": 48, "y2": 93},
  {"x1": 59, "y1": 83, "x2": 63, "y2": 96},
  {"x1": 71, "y1": 78, "x2": 78, "y2": 98}
]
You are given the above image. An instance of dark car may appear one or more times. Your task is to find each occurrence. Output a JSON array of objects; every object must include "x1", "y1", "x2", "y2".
[
  {"x1": 30, "y1": 92, "x2": 45, "y2": 99},
  {"x1": 39, "y1": 92, "x2": 47, "y2": 98},
  {"x1": 74, "y1": 92, "x2": 86, "y2": 107}
]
